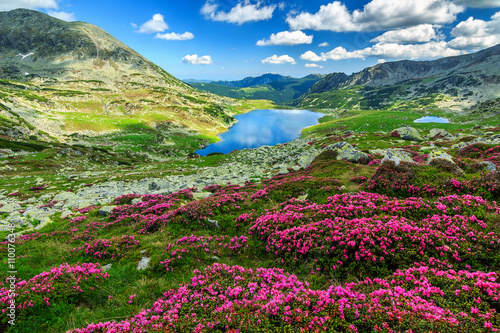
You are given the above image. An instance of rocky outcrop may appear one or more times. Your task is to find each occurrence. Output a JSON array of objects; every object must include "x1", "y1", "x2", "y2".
[
  {"x1": 393, "y1": 127, "x2": 423, "y2": 142},
  {"x1": 380, "y1": 149, "x2": 414, "y2": 166},
  {"x1": 427, "y1": 128, "x2": 455, "y2": 141},
  {"x1": 325, "y1": 142, "x2": 369, "y2": 164}
]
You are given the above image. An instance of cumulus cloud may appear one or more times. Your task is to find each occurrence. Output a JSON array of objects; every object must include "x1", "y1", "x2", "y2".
[
  {"x1": 137, "y1": 14, "x2": 169, "y2": 34},
  {"x1": 47, "y1": 10, "x2": 76, "y2": 21},
  {"x1": 305, "y1": 63, "x2": 323, "y2": 68},
  {"x1": 201, "y1": 0, "x2": 276, "y2": 25},
  {"x1": 371, "y1": 24, "x2": 438, "y2": 44},
  {"x1": 182, "y1": 54, "x2": 213, "y2": 65},
  {"x1": 300, "y1": 41, "x2": 463, "y2": 62},
  {"x1": 261, "y1": 55, "x2": 296, "y2": 64},
  {"x1": 453, "y1": 0, "x2": 500, "y2": 8},
  {"x1": 155, "y1": 32, "x2": 194, "y2": 41},
  {"x1": 257, "y1": 30, "x2": 313, "y2": 46},
  {"x1": 448, "y1": 12, "x2": 500, "y2": 49},
  {"x1": 287, "y1": 0, "x2": 463, "y2": 32},
  {"x1": 0, "y1": 0, "x2": 57, "y2": 10},
  {"x1": 319, "y1": 42, "x2": 330, "y2": 47}
]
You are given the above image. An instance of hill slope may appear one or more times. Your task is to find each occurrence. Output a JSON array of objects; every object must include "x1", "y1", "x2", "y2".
[
  {"x1": 0, "y1": 9, "x2": 257, "y2": 155},
  {"x1": 297, "y1": 44, "x2": 500, "y2": 110}
]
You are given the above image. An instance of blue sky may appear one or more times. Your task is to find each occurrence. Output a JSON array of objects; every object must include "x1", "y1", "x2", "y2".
[{"x1": 2, "y1": 0, "x2": 500, "y2": 80}]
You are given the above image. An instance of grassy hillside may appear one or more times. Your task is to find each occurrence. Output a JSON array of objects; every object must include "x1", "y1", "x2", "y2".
[{"x1": 1, "y1": 107, "x2": 500, "y2": 332}]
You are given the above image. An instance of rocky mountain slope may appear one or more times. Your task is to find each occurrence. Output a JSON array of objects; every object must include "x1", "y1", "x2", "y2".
[
  {"x1": 297, "y1": 44, "x2": 500, "y2": 110},
  {"x1": 0, "y1": 9, "x2": 245, "y2": 151}
]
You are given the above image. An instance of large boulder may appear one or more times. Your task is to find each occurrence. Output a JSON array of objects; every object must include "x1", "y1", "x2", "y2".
[
  {"x1": 380, "y1": 149, "x2": 414, "y2": 166},
  {"x1": 427, "y1": 150, "x2": 454, "y2": 165},
  {"x1": 427, "y1": 128, "x2": 455, "y2": 141},
  {"x1": 324, "y1": 142, "x2": 369, "y2": 164},
  {"x1": 392, "y1": 127, "x2": 423, "y2": 141}
]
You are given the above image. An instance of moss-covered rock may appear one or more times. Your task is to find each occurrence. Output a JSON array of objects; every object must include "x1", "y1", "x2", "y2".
[
  {"x1": 393, "y1": 126, "x2": 423, "y2": 141},
  {"x1": 427, "y1": 128, "x2": 455, "y2": 141},
  {"x1": 427, "y1": 149, "x2": 454, "y2": 164},
  {"x1": 380, "y1": 149, "x2": 414, "y2": 166},
  {"x1": 324, "y1": 141, "x2": 369, "y2": 164}
]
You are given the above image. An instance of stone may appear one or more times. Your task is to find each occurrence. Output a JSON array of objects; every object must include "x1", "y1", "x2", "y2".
[
  {"x1": 101, "y1": 264, "x2": 112, "y2": 271},
  {"x1": 137, "y1": 257, "x2": 151, "y2": 270},
  {"x1": 324, "y1": 142, "x2": 369, "y2": 164},
  {"x1": 393, "y1": 127, "x2": 423, "y2": 141},
  {"x1": 131, "y1": 198, "x2": 142, "y2": 205},
  {"x1": 479, "y1": 161, "x2": 497, "y2": 172},
  {"x1": 98, "y1": 206, "x2": 117, "y2": 216},
  {"x1": 427, "y1": 128, "x2": 455, "y2": 141},
  {"x1": 192, "y1": 192, "x2": 212, "y2": 200},
  {"x1": 148, "y1": 182, "x2": 161, "y2": 191},
  {"x1": 380, "y1": 149, "x2": 414, "y2": 166},
  {"x1": 0, "y1": 203, "x2": 21, "y2": 214},
  {"x1": 427, "y1": 150, "x2": 454, "y2": 165},
  {"x1": 207, "y1": 218, "x2": 219, "y2": 228}
]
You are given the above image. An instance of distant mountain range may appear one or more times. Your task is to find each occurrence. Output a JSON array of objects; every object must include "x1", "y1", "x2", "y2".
[
  {"x1": 188, "y1": 74, "x2": 324, "y2": 104},
  {"x1": 296, "y1": 44, "x2": 500, "y2": 110}
]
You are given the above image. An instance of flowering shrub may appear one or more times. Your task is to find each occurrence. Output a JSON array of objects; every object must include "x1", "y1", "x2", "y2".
[
  {"x1": 154, "y1": 235, "x2": 249, "y2": 272},
  {"x1": 113, "y1": 193, "x2": 141, "y2": 205},
  {"x1": 70, "y1": 235, "x2": 140, "y2": 260},
  {"x1": 69, "y1": 263, "x2": 500, "y2": 332},
  {"x1": 0, "y1": 263, "x2": 109, "y2": 323},
  {"x1": 248, "y1": 192, "x2": 500, "y2": 277}
]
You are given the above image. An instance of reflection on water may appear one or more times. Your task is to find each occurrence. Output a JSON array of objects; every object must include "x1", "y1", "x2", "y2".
[
  {"x1": 195, "y1": 109, "x2": 323, "y2": 156},
  {"x1": 414, "y1": 116, "x2": 450, "y2": 123}
]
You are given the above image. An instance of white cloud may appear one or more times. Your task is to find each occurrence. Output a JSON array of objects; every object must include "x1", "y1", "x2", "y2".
[
  {"x1": 287, "y1": 0, "x2": 463, "y2": 32},
  {"x1": 257, "y1": 30, "x2": 313, "y2": 46},
  {"x1": 137, "y1": 14, "x2": 169, "y2": 34},
  {"x1": 201, "y1": 0, "x2": 276, "y2": 25},
  {"x1": 131, "y1": 22, "x2": 138, "y2": 28},
  {"x1": 305, "y1": 63, "x2": 323, "y2": 68},
  {"x1": 261, "y1": 55, "x2": 296, "y2": 64},
  {"x1": 319, "y1": 42, "x2": 330, "y2": 47},
  {"x1": 47, "y1": 10, "x2": 75, "y2": 22},
  {"x1": 448, "y1": 12, "x2": 500, "y2": 49},
  {"x1": 0, "y1": 0, "x2": 57, "y2": 10},
  {"x1": 182, "y1": 54, "x2": 213, "y2": 65},
  {"x1": 453, "y1": 0, "x2": 500, "y2": 8},
  {"x1": 155, "y1": 32, "x2": 194, "y2": 41},
  {"x1": 301, "y1": 41, "x2": 463, "y2": 62},
  {"x1": 378, "y1": 59, "x2": 387, "y2": 63},
  {"x1": 371, "y1": 24, "x2": 438, "y2": 44}
]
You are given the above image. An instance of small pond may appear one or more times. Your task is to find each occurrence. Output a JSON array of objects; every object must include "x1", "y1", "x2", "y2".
[
  {"x1": 195, "y1": 109, "x2": 323, "y2": 156},
  {"x1": 414, "y1": 116, "x2": 450, "y2": 123}
]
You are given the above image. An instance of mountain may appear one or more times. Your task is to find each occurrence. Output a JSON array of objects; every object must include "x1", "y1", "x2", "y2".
[
  {"x1": 0, "y1": 9, "x2": 240, "y2": 155},
  {"x1": 190, "y1": 74, "x2": 324, "y2": 104},
  {"x1": 297, "y1": 44, "x2": 500, "y2": 110}
]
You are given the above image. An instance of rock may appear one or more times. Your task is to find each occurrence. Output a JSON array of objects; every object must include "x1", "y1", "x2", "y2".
[
  {"x1": 137, "y1": 257, "x2": 151, "y2": 270},
  {"x1": 479, "y1": 161, "x2": 497, "y2": 172},
  {"x1": 101, "y1": 264, "x2": 112, "y2": 272},
  {"x1": 427, "y1": 128, "x2": 455, "y2": 141},
  {"x1": 148, "y1": 182, "x2": 161, "y2": 191},
  {"x1": 380, "y1": 149, "x2": 414, "y2": 166},
  {"x1": 324, "y1": 142, "x2": 369, "y2": 164},
  {"x1": 192, "y1": 192, "x2": 212, "y2": 200},
  {"x1": 471, "y1": 130, "x2": 484, "y2": 136},
  {"x1": 0, "y1": 203, "x2": 21, "y2": 214},
  {"x1": 427, "y1": 150, "x2": 454, "y2": 165},
  {"x1": 207, "y1": 218, "x2": 219, "y2": 228},
  {"x1": 131, "y1": 198, "x2": 142, "y2": 205},
  {"x1": 393, "y1": 127, "x2": 423, "y2": 141},
  {"x1": 98, "y1": 206, "x2": 117, "y2": 216},
  {"x1": 211, "y1": 256, "x2": 220, "y2": 261}
]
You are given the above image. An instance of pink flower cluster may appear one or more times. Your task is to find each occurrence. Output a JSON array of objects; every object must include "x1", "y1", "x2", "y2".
[
  {"x1": 70, "y1": 235, "x2": 140, "y2": 260},
  {"x1": 157, "y1": 235, "x2": 249, "y2": 272},
  {"x1": 0, "y1": 263, "x2": 108, "y2": 313},
  {"x1": 69, "y1": 262, "x2": 500, "y2": 332}
]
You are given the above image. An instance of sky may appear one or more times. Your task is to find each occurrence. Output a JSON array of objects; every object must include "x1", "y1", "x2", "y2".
[{"x1": 2, "y1": 0, "x2": 500, "y2": 80}]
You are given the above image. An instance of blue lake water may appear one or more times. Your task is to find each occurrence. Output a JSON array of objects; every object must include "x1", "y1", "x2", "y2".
[
  {"x1": 414, "y1": 116, "x2": 450, "y2": 123},
  {"x1": 195, "y1": 109, "x2": 323, "y2": 156}
]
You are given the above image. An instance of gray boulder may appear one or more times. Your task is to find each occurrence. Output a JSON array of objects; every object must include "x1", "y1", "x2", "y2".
[
  {"x1": 427, "y1": 128, "x2": 455, "y2": 141},
  {"x1": 393, "y1": 127, "x2": 423, "y2": 141},
  {"x1": 98, "y1": 206, "x2": 117, "y2": 216},
  {"x1": 324, "y1": 142, "x2": 369, "y2": 164},
  {"x1": 427, "y1": 150, "x2": 454, "y2": 165},
  {"x1": 380, "y1": 149, "x2": 414, "y2": 166}
]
